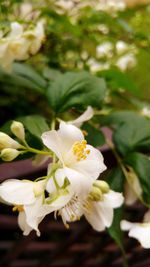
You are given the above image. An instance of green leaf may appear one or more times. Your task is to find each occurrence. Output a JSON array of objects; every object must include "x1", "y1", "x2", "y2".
[
  {"x1": 0, "y1": 64, "x2": 47, "y2": 94},
  {"x1": 105, "y1": 112, "x2": 150, "y2": 156},
  {"x1": 82, "y1": 123, "x2": 105, "y2": 147},
  {"x1": 46, "y1": 71, "x2": 106, "y2": 113},
  {"x1": 98, "y1": 68, "x2": 139, "y2": 95},
  {"x1": 124, "y1": 152, "x2": 150, "y2": 204},
  {"x1": 18, "y1": 115, "x2": 50, "y2": 139},
  {"x1": 13, "y1": 63, "x2": 47, "y2": 91}
]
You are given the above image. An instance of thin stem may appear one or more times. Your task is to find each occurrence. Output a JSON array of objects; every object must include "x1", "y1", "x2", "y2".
[{"x1": 21, "y1": 139, "x2": 52, "y2": 156}]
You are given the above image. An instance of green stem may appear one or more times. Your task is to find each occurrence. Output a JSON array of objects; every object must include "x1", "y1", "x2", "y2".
[{"x1": 21, "y1": 139, "x2": 52, "y2": 156}]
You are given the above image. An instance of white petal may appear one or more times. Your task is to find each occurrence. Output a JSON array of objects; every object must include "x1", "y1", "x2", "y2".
[
  {"x1": 120, "y1": 220, "x2": 134, "y2": 231},
  {"x1": 72, "y1": 145, "x2": 106, "y2": 180},
  {"x1": 0, "y1": 179, "x2": 36, "y2": 205},
  {"x1": 41, "y1": 130, "x2": 63, "y2": 161},
  {"x1": 55, "y1": 168, "x2": 67, "y2": 187},
  {"x1": 24, "y1": 196, "x2": 44, "y2": 236},
  {"x1": 39, "y1": 189, "x2": 73, "y2": 218},
  {"x1": 58, "y1": 121, "x2": 84, "y2": 153},
  {"x1": 121, "y1": 220, "x2": 150, "y2": 249},
  {"x1": 84, "y1": 202, "x2": 105, "y2": 231},
  {"x1": 46, "y1": 169, "x2": 66, "y2": 194},
  {"x1": 9, "y1": 22, "x2": 23, "y2": 38},
  {"x1": 18, "y1": 211, "x2": 32, "y2": 236},
  {"x1": 85, "y1": 201, "x2": 114, "y2": 231},
  {"x1": 103, "y1": 190, "x2": 124, "y2": 208},
  {"x1": 64, "y1": 167, "x2": 93, "y2": 197},
  {"x1": 0, "y1": 42, "x2": 8, "y2": 57},
  {"x1": 46, "y1": 178, "x2": 57, "y2": 194},
  {"x1": 129, "y1": 224, "x2": 150, "y2": 249},
  {"x1": 69, "y1": 106, "x2": 94, "y2": 127}
]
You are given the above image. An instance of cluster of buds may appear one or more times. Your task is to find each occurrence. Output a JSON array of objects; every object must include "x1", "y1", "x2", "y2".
[{"x1": 0, "y1": 121, "x2": 25, "y2": 161}]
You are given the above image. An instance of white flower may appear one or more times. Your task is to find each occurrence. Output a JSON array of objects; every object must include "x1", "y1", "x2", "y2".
[
  {"x1": 116, "y1": 41, "x2": 128, "y2": 54},
  {"x1": 95, "y1": 0, "x2": 126, "y2": 13},
  {"x1": 87, "y1": 58, "x2": 110, "y2": 73},
  {"x1": 68, "y1": 106, "x2": 94, "y2": 127},
  {"x1": 84, "y1": 189, "x2": 124, "y2": 231},
  {"x1": 141, "y1": 107, "x2": 150, "y2": 118},
  {"x1": 0, "y1": 179, "x2": 46, "y2": 236},
  {"x1": 0, "y1": 21, "x2": 45, "y2": 71},
  {"x1": 96, "y1": 42, "x2": 113, "y2": 58},
  {"x1": 40, "y1": 176, "x2": 123, "y2": 231},
  {"x1": 116, "y1": 53, "x2": 136, "y2": 71},
  {"x1": 121, "y1": 210, "x2": 150, "y2": 248},
  {"x1": 41, "y1": 122, "x2": 106, "y2": 197},
  {"x1": 28, "y1": 20, "x2": 45, "y2": 55}
]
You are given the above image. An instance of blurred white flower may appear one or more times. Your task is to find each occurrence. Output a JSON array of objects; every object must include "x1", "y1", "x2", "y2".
[
  {"x1": 96, "y1": 42, "x2": 113, "y2": 58},
  {"x1": 116, "y1": 53, "x2": 136, "y2": 71},
  {"x1": 116, "y1": 40, "x2": 128, "y2": 54},
  {"x1": 96, "y1": 0, "x2": 126, "y2": 13},
  {"x1": 141, "y1": 107, "x2": 150, "y2": 118},
  {"x1": 121, "y1": 210, "x2": 150, "y2": 248},
  {"x1": 56, "y1": 0, "x2": 74, "y2": 11},
  {"x1": 0, "y1": 20, "x2": 45, "y2": 71},
  {"x1": 87, "y1": 58, "x2": 110, "y2": 73},
  {"x1": 98, "y1": 24, "x2": 109, "y2": 35}
]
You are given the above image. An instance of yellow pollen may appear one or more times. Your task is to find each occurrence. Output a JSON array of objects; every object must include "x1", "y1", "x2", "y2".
[
  {"x1": 82, "y1": 130, "x2": 88, "y2": 136},
  {"x1": 73, "y1": 140, "x2": 90, "y2": 161},
  {"x1": 12, "y1": 205, "x2": 24, "y2": 212}
]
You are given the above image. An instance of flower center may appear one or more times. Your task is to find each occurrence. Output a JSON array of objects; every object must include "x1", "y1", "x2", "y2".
[
  {"x1": 72, "y1": 140, "x2": 90, "y2": 161},
  {"x1": 56, "y1": 195, "x2": 82, "y2": 229},
  {"x1": 12, "y1": 205, "x2": 24, "y2": 212}
]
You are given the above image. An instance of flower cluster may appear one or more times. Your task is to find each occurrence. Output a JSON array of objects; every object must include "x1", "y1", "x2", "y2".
[
  {"x1": 0, "y1": 107, "x2": 123, "y2": 236},
  {"x1": 0, "y1": 20, "x2": 45, "y2": 71}
]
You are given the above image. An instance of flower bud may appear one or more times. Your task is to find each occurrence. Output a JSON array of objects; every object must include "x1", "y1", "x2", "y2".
[
  {"x1": 94, "y1": 180, "x2": 110, "y2": 194},
  {"x1": 1, "y1": 148, "x2": 20, "y2": 161},
  {"x1": 89, "y1": 187, "x2": 103, "y2": 201},
  {"x1": 11, "y1": 121, "x2": 25, "y2": 141},
  {"x1": 0, "y1": 132, "x2": 21, "y2": 150}
]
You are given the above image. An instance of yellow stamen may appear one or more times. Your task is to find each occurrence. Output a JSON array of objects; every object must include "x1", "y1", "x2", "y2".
[
  {"x1": 72, "y1": 140, "x2": 90, "y2": 161},
  {"x1": 82, "y1": 130, "x2": 88, "y2": 136},
  {"x1": 12, "y1": 205, "x2": 24, "y2": 212}
]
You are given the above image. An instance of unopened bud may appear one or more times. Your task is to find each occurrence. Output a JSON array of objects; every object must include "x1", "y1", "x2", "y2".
[
  {"x1": 0, "y1": 132, "x2": 21, "y2": 150},
  {"x1": 11, "y1": 121, "x2": 25, "y2": 141},
  {"x1": 94, "y1": 180, "x2": 110, "y2": 194},
  {"x1": 89, "y1": 186, "x2": 103, "y2": 201},
  {"x1": 1, "y1": 148, "x2": 20, "y2": 161}
]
